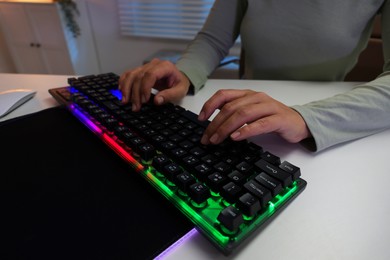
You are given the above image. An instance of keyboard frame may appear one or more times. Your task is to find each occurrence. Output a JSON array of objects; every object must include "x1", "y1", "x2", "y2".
[{"x1": 49, "y1": 82, "x2": 307, "y2": 255}]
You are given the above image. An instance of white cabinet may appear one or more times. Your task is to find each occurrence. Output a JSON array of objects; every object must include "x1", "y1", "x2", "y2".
[{"x1": 0, "y1": 2, "x2": 100, "y2": 75}]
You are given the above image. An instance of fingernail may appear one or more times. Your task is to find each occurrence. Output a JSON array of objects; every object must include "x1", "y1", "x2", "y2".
[
  {"x1": 231, "y1": 131, "x2": 240, "y2": 139},
  {"x1": 141, "y1": 95, "x2": 146, "y2": 103},
  {"x1": 156, "y1": 96, "x2": 164, "y2": 105},
  {"x1": 132, "y1": 103, "x2": 137, "y2": 111},
  {"x1": 210, "y1": 133, "x2": 219, "y2": 144}
]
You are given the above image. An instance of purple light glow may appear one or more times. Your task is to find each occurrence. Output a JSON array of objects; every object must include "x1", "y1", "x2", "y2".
[{"x1": 154, "y1": 228, "x2": 198, "y2": 259}]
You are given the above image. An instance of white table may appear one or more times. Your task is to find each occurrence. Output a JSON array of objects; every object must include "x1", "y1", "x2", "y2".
[{"x1": 1, "y1": 73, "x2": 389, "y2": 260}]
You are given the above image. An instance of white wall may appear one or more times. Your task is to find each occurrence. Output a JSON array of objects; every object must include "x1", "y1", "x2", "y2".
[
  {"x1": 0, "y1": 0, "x2": 239, "y2": 77},
  {"x1": 85, "y1": 0, "x2": 203, "y2": 75}
]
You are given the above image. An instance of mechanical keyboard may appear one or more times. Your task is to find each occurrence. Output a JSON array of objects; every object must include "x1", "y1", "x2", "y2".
[{"x1": 49, "y1": 73, "x2": 307, "y2": 255}]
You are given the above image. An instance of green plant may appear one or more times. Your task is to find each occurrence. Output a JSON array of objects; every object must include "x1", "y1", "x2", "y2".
[{"x1": 55, "y1": 0, "x2": 80, "y2": 38}]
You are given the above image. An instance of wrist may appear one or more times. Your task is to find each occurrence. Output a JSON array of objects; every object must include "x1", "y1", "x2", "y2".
[{"x1": 179, "y1": 71, "x2": 193, "y2": 95}]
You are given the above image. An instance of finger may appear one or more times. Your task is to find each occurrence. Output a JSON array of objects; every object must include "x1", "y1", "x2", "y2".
[
  {"x1": 139, "y1": 59, "x2": 164, "y2": 103},
  {"x1": 230, "y1": 104, "x2": 311, "y2": 143},
  {"x1": 140, "y1": 70, "x2": 161, "y2": 105},
  {"x1": 119, "y1": 67, "x2": 145, "y2": 104},
  {"x1": 142, "y1": 61, "x2": 190, "y2": 104},
  {"x1": 200, "y1": 92, "x2": 248, "y2": 144},
  {"x1": 203, "y1": 101, "x2": 274, "y2": 144},
  {"x1": 154, "y1": 84, "x2": 188, "y2": 105},
  {"x1": 230, "y1": 115, "x2": 280, "y2": 141},
  {"x1": 198, "y1": 89, "x2": 250, "y2": 121},
  {"x1": 119, "y1": 71, "x2": 136, "y2": 104},
  {"x1": 201, "y1": 102, "x2": 237, "y2": 144},
  {"x1": 131, "y1": 61, "x2": 166, "y2": 110},
  {"x1": 201, "y1": 92, "x2": 267, "y2": 144}
]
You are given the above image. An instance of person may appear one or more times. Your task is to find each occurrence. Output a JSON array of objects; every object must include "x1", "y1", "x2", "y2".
[{"x1": 119, "y1": 0, "x2": 390, "y2": 152}]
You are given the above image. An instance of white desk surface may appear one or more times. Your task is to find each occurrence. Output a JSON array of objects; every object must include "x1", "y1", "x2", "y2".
[{"x1": 1, "y1": 73, "x2": 390, "y2": 260}]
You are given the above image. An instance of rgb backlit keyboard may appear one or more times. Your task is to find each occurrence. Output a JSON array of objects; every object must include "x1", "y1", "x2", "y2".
[{"x1": 49, "y1": 73, "x2": 307, "y2": 254}]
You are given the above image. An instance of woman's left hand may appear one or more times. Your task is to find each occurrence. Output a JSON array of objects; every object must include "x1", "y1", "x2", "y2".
[{"x1": 198, "y1": 89, "x2": 311, "y2": 145}]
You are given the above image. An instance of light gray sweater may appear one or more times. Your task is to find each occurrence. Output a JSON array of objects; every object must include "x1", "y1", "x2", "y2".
[{"x1": 176, "y1": 0, "x2": 390, "y2": 152}]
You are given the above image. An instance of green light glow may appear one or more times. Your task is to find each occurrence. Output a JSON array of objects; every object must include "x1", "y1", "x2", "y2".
[
  {"x1": 71, "y1": 102, "x2": 306, "y2": 253},
  {"x1": 144, "y1": 169, "x2": 230, "y2": 244},
  {"x1": 141, "y1": 165, "x2": 302, "y2": 249},
  {"x1": 125, "y1": 153, "x2": 302, "y2": 250}
]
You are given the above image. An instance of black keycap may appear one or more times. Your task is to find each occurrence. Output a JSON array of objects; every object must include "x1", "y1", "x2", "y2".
[
  {"x1": 279, "y1": 161, "x2": 301, "y2": 180},
  {"x1": 138, "y1": 143, "x2": 156, "y2": 161},
  {"x1": 188, "y1": 134, "x2": 201, "y2": 143},
  {"x1": 214, "y1": 162, "x2": 232, "y2": 174},
  {"x1": 151, "y1": 134, "x2": 166, "y2": 144},
  {"x1": 228, "y1": 170, "x2": 246, "y2": 185},
  {"x1": 179, "y1": 129, "x2": 192, "y2": 137},
  {"x1": 102, "y1": 117, "x2": 119, "y2": 131},
  {"x1": 169, "y1": 134, "x2": 184, "y2": 143},
  {"x1": 223, "y1": 155, "x2": 239, "y2": 165},
  {"x1": 129, "y1": 136, "x2": 145, "y2": 146},
  {"x1": 193, "y1": 163, "x2": 212, "y2": 181},
  {"x1": 169, "y1": 123, "x2": 182, "y2": 131},
  {"x1": 179, "y1": 140, "x2": 194, "y2": 149},
  {"x1": 255, "y1": 159, "x2": 292, "y2": 187},
  {"x1": 152, "y1": 154, "x2": 170, "y2": 172},
  {"x1": 160, "y1": 141, "x2": 177, "y2": 151},
  {"x1": 117, "y1": 130, "x2": 136, "y2": 143},
  {"x1": 102, "y1": 100, "x2": 119, "y2": 110},
  {"x1": 176, "y1": 117, "x2": 188, "y2": 125},
  {"x1": 189, "y1": 146, "x2": 206, "y2": 157},
  {"x1": 185, "y1": 122, "x2": 198, "y2": 130},
  {"x1": 235, "y1": 161, "x2": 253, "y2": 175},
  {"x1": 175, "y1": 172, "x2": 196, "y2": 192},
  {"x1": 160, "y1": 128, "x2": 173, "y2": 136},
  {"x1": 206, "y1": 172, "x2": 228, "y2": 192},
  {"x1": 162, "y1": 163, "x2": 183, "y2": 181},
  {"x1": 201, "y1": 154, "x2": 219, "y2": 165},
  {"x1": 260, "y1": 151, "x2": 281, "y2": 165},
  {"x1": 217, "y1": 206, "x2": 243, "y2": 232},
  {"x1": 171, "y1": 148, "x2": 187, "y2": 159},
  {"x1": 245, "y1": 142, "x2": 262, "y2": 155},
  {"x1": 143, "y1": 128, "x2": 157, "y2": 138},
  {"x1": 237, "y1": 193, "x2": 261, "y2": 217},
  {"x1": 255, "y1": 172, "x2": 282, "y2": 196},
  {"x1": 220, "y1": 182, "x2": 243, "y2": 204},
  {"x1": 188, "y1": 182, "x2": 210, "y2": 204},
  {"x1": 182, "y1": 155, "x2": 199, "y2": 167},
  {"x1": 244, "y1": 179, "x2": 272, "y2": 207}
]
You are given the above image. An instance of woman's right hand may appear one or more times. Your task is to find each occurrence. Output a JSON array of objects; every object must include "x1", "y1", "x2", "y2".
[{"x1": 119, "y1": 58, "x2": 191, "y2": 112}]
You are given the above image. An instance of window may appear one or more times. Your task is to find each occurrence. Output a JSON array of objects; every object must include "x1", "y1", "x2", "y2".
[{"x1": 117, "y1": 0, "x2": 215, "y2": 40}]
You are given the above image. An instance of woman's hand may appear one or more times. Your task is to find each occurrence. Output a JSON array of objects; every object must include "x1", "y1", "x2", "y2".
[
  {"x1": 119, "y1": 58, "x2": 191, "y2": 111},
  {"x1": 198, "y1": 89, "x2": 311, "y2": 145}
]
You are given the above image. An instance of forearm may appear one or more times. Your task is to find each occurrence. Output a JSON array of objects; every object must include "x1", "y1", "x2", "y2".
[
  {"x1": 176, "y1": 0, "x2": 244, "y2": 93},
  {"x1": 292, "y1": 72, "x2": 390, "y2": 151},
  {"x1": 176, "y1": 38, "x2": 221, "y2": 93}
]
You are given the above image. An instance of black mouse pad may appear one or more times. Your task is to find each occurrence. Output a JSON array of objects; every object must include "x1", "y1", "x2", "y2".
[{"x1": 0, "y1": 107, "x2": 194, "y2": 260}]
